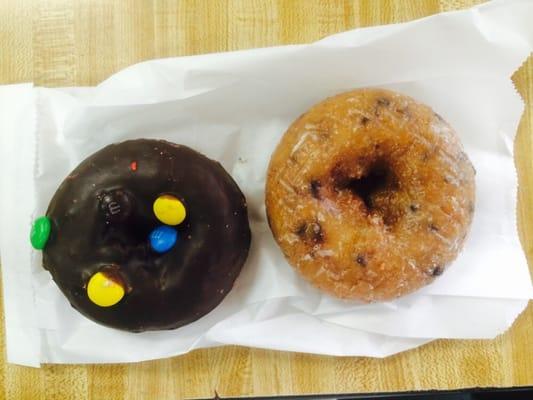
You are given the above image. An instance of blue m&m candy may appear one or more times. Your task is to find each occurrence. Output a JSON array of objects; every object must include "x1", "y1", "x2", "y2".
[{"x1": 149, "y1": 226, "x2": 178, "y2": 253}]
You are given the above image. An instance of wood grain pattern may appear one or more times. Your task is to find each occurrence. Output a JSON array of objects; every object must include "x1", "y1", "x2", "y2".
[{"x1": 1, "y1": 0, "x2": 532, "y2": 399}]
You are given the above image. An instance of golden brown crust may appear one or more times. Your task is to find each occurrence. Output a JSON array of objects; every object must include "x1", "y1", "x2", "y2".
[{"x1": 265, "y1": 88, "x2": 476, "y2": 302}]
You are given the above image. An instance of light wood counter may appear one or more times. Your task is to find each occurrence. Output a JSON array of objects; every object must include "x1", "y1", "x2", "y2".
[{"x1": 1, "y1": 1, "x2": 532, "y2": 398}]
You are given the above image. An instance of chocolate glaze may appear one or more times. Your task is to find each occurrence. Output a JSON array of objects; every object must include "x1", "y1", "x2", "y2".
[{"x1": 43, "y1": 139, "x2": 251, "y2": 332}]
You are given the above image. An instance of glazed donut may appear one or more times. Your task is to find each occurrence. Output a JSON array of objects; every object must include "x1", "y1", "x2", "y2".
[
  {"x1": 31, "y1": 139, "x2": 251, "y2": 331},
  {"x1": 266, "y1": 88, "x2": 475, "y2": 302}
]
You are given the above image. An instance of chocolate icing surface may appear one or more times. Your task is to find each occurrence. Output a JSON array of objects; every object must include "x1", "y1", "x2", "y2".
[{"x1": 43, "y1": 139, "x2": 251, "y2": 332}]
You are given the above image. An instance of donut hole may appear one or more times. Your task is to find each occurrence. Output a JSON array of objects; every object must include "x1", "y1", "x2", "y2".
[
  {"x1": 332, "y1": 159, "x2": 399, "y2": 225},
  {"x1": 346, "y1": 161, "x2": 391, "y2": 209}
]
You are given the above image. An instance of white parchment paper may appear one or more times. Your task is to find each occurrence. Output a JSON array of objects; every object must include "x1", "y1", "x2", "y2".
[{"x1": 1, "y1": 0, "x2": 533, "y2": 366}]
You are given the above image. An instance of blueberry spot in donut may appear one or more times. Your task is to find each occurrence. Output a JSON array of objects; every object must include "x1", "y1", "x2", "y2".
[
  {"x1": 310, "y1": 180, "x2": 321, "y2": 199},
  {"x1": 360, "y1": 116, "x2": 370, "y2": 125},
  {"x1": 376, "y1": 98, "x2": 391, "y2": 107},
  {"x1": 410, "y1": 204, "x2": 420, "y2": 212},
  {"x1": 431, "y1": 266, "x2": 443, "y2": 276},
  {"x1": 375, "y1": 98, "x2": 392, "y2": 117},
  {"x1": 429, "y1": 223, "x2": 439, "y2": 232},
  {"x1": 356, "y1": 254, "x2": 367, "y2": 267},
  {"x1": 295, "y1": 221, "x2": 324, "y2": 244},
  {"x1": 296, "y1": 223, "x2": 307, "y2": 237}
]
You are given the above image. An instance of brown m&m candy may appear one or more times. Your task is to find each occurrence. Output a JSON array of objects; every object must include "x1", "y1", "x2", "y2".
[{"x1": 99, "y1": 189, "x2": 134, "y2": 223}]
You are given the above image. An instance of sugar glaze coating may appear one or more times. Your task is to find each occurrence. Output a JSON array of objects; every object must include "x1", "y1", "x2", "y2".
[{"x1": 266, "y1": 89, "x2": 475, "y2": 302}]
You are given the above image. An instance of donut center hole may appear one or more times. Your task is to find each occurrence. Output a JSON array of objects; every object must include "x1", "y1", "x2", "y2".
[{"x1": 334, "y1": 160, "x2": 399, "y2": 222}]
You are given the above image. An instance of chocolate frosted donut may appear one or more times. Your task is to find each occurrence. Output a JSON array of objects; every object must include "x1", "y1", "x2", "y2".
[
  {"x1": 266, "y1": 88, "x2": 475, "y2": 302},
  {"x1": 32, "y1": 139, "x2": 251, "y2": 332}
]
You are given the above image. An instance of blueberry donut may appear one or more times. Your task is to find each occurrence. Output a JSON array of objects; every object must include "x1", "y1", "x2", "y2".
[
  {"x1": 265, "y1": 89, "x2": 475, "y2": 302},
  {"x1": 31, "y1": 139, "x2": 251, "y2": 331}
]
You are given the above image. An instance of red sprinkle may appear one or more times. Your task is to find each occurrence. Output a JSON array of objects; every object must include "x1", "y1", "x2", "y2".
[{"x1": 130, "y1": 161, "x2": 138, "y2": 171}]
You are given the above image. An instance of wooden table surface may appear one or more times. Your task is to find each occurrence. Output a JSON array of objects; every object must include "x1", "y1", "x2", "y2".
[{"x1": 1, "y1": 0, "x2": 532, "y2": 399}]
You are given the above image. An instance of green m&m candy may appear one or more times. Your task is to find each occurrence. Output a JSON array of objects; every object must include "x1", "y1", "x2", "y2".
[{"x1": 30, "y1": 216, "x2": 51, "y2": 250}]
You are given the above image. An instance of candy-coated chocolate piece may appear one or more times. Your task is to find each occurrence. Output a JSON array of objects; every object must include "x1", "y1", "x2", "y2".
[
  {"x1": 30, "y1": 216, "x2": 51, "y2": 250},
  {"x1": 100, "y1": 189, "x2": 133, "y2": 223},
  {"x1": 149, "y1": 226, "x2": 178, "y2": 253},
  {"x1": 153, "y1": 195, "x2": 186, "y2": 225},
  {"x1": 87, "y1": 271, "x2": 125, "y2": 307}
]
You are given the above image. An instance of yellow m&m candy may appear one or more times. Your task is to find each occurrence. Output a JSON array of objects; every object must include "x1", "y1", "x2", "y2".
[
  {"x1": 153, "y1": 195, "x2": 186, "y2": 226},
  {"x1": 87, "y1": 271, "x2": 125, "y2": 307}
]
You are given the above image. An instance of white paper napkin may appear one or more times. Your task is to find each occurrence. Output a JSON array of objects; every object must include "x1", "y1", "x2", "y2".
[{"x1": 1, "y1": 0, "x2": 532, "y2": 366}]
